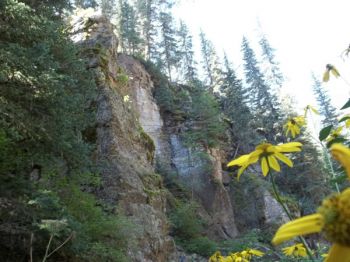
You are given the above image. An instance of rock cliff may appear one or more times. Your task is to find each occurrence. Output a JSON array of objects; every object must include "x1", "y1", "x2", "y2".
[
  {"x1": 71, "y1": 10, "x2": 286, "y2": 261},
  {"x1": 72, "y1": 12, "x2": 174, "y2": 261}
]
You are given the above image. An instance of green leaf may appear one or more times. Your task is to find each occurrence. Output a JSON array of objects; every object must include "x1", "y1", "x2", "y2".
[
  {"x1": 341, "y1": 99, "x2": 350, "y2": 110},
  {"x1": 339, "y1": 116, "x2": 350, "y2": 123},
  {"x1": 319, "y1": 125, "x2": 333, "y2": 141},
  {"x1": 331, "y1": 173, "x2": 347, "y2": 184},
  {"x1": 326, "y1": 137, "x2": 347, "y2": 148}
]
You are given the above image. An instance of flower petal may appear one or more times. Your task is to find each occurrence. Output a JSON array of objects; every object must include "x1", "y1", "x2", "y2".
[
  {"x1": 326, "y1": 244, "x2": 350, "y2": 262},
  {"x1": 250, "y1": 149, "x2": 263, "y2": 158},
  {"x1": 310, "y1": 106, "x2": 319, "y2": 115},
  {"x1": 276, "y1": 142, "x2": 303, "y2": 152},
  {"x1": 323, "y1": 70, "x2": 330, "y2": 82},
  {"x1": 331, "y1": 67, "x2": 340, "y2": 77},
  {"x1": 227, "y1": 154, "x2": 250, "y2": 167},
  {"x1": 248, "y1": 154, "x2": 259, "y2": 164},
  {"x1": 237, "y1": 165, "x2": 248, "y2": 180},
  {"x1": 285, "y1": 128, "x2": 290, "y2": 137},
  {"x1": 291, "y1": 126, "x2": 296, "y2": 138},
  {"x1": 261, "y1": 157, "x2": 269, "y2": 176},
  {"x1": 331, "y1": 143, "x2": 350, "y2": 179},
  {"x1": 272, "y1": 213, "x2": 324, "y2": 245},
  {"x1": 268, "y1": 155, "x2": 280, "y2": 172},
  {"x1": 247, "y1": 249, "x2": 264, "y2": 257},
  {"x1": 274, "y1": 152, "x2": 293, "y2": 167}
]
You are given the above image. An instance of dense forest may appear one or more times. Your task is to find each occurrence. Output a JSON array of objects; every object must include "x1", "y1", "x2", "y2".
[{"x1": 1, "y1": 0, "x2": 350, "y2": 261}]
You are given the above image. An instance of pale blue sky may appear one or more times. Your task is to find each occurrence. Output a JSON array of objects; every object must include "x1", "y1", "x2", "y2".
[{"x1": 174, "y1": 0, "x2": 350, "y2": 113}]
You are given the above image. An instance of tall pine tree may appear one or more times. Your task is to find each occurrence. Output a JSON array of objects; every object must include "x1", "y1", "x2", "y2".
[
  {"x1": 135, "y1": 0, "x2": 159, "y2": 60},
  {"x1": 259, "y1": 33, "x2": 284, "y2": 92},
  {"x1": 0, "y1": 0, "x2": 96, "y2": 174},
  {"x1": 74, "y1": 0, "x2": 97, "y2": 8},
  {"x1": 158, "y1": 9, "x2": 180, "y2": 81},
  {"x1": 220, "y1": 54, "x2": 254, "y2": 144},
  {"x1": 178, "y1": 20, "x2": 197, "y2": 83},
  {"x1": 241, "y1": 36, "x2": 280, "y2": 140},
  {"x1": 199, "y1": 30, "x2": 222, "y2": 93},
  {"x1": 312, "y1": 73, "x2": 338, "y2": 126},
  {"x1": 99, "y1": 0, "x2": 116, "y2": 18},
  {"x1": 118, "y1": 0, "x2": 142, "y2": 55}
]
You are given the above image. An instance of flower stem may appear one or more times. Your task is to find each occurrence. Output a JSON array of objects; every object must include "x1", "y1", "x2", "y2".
[
  {"x1": 308, "y1": 113, "x2": 340, "y2": 193},
  {"x1": 270, "y1": 172, "x2": 315, "y2": 261},
  {"x1": 321, "y1": 145, "x2": 340, "y2": 193}
]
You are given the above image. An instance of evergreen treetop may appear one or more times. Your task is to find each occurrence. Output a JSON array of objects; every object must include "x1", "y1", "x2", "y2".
[
  {"x1": 178, "y1": 20, "x2": 197, "y2": 83},
  {"x1": 220, "y1": 54, "x2": 254, "y2": 145},
  {"x1": 312, "y1": 73, "x2": 338, "y2": 126},
  {"x1": 158, "y1": 9, "x2": 180, "y2": 81},
  {"x1": 241, "y1": 36, "x2": 281, "y2": 141},
  {"x1": 118, "y1": 0, "x2": 142, "y2": 55},
  {"x1": 259, "y1": 33, "x2": 284, "y2": 91},
  {"x1": 199, "y1": 30, "x2": 222, "y2": 93}
]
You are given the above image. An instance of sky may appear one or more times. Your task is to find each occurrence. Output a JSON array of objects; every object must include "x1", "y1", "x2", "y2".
[{"x1": 173, "y1": 0, "x2": 350, "y2": 114}]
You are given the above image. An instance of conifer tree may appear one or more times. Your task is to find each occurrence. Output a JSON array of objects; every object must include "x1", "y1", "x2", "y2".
[
  {"x1": 312, "y1": 74, "x2": 338, "y2": 126},
  {"x1": 118, "y1": 0, "x2": 142, "y2": 54},
  {"x1": 75, "y1": 0, "x2": 97, "y2": 8},
  {"x1": 178, "y1": 20, "x2": 197, "y2": 83},
  {"x1": 158, "y1": 10, "x2": 180, "y2": 81},
  {"x1": 220, "y1": 54, "x2": 253, "y2": 143},
  {"x1": 99, "y1": 0, "x2": 116, "y2": 18},
  {"x1": 259, "y1": 34, "x2": 284, "y2": 91},
  {"x1": 241, "y1": 36, "x2": 281, "y2": 140},
  {"x1": 20, "y1": 0, "x2": 70, "y2": 16},
  {"x1": 135, "y1": 0, "x2": 159, "y2": 60},
  {"x1": 199, "y1": 30, "x2": 222, "y2": 93},
  {"x1": 0, "y1": 0, "x2": 96, "y2": 173}
]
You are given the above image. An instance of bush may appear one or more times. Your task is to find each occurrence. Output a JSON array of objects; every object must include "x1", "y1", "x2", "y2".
[
  {"x1": 169, "y1": 201, "x2": 203, "y2": 239},
  {"x1": 182, "y1": 237, "x2": 217, "y2": 257},
  {"x1": 38, "y1": 176, "x2": 134, "y2": 261},
  {"x1": 169, "y1": 200, "x2": 218, "y2": 256},
  {"x1": 219, "y1": 229, "x2": 265, "y2": 253},
  {"x1": 140, "y1": 59, "x2": 226, "y2": 148},
  {"x1": 183, "y1": 87, "x2": 226, "y2": 148}
]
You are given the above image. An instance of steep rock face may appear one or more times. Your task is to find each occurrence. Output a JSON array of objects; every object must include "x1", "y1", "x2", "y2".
[
  {"x1": 262, "y1": 190, "x2": 289, "y2": 224},
  {"x1": 71, "y1": 9, "x2": 271, "y2": 260},
  {"x1": 165, "y1": 132, "x2": 238, "y2": 240},
  {"x1": 117, "y1": 54, "x2": 238, "y2": 240},
  {"x1": 228, "y1": 173, "x2": 288, "y2": 231},
  {"x1": 72, "y1": 12, "x2": 175, "y2": 261},
  {"x1": 117, "y1": 54, "x2": 170, "y2": 161}
]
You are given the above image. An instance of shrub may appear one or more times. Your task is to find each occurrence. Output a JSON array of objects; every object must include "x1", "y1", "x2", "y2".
[
  {"x1": 169, "y1": 201, "x2": 203, "y2": 239},
  {"x1": 182, "y1": 237, "x2": 217, "y2": 257}
]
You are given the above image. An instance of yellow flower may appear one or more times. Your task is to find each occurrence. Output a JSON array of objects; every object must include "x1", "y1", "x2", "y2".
[
  {"x1": 244, "y1": 248, "x2": 264, "y2": 258},
  {"x1": 331, "y1": 143, "x2": 350, "y2": 179},
  {"x1": 304, "y1": 104, "x2": 320, "y2": 117},
  {"x1": 240, "y1": 249, "x2": 264, "y2": 260},
  {"x1": 228, "y1": 142, "x2": 302, "y2": 179},
  {"x1": 212, "y1": 248, "x2": 264, "y2": 262},
  {"x1": 323, "y1": 64, "x2": 340, "y2": 82},
  {"x1": 284, "y1": 116, "x2": 306, "y2": 138},
  {"x1": 272, "y1": 143, "x2": 350, "y2": 262},
  {"x1": 123, "y1": 95, "x2": 130, "y2": 102},
  {"x1": 227, "y1": 153, "x2": 258, "y2": 180},
  {"x1": 346, "y1": 119, "x2": 350, "y2": 129},
  {"x1": 228, "y1": 252, "x2": 248, "y2": 262},
  {"x1": 209, "y1": 251, "x2": 225, "y2": 262},
  {"x1": 282, "y1": 243, "x2": 307, "y2": 257},
  {"x1": 326, "y1": 127, "x2": 343, "y2": 142},
  {"x1": 339, "y1": 114, "x2": 350, "y2": 129}
]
